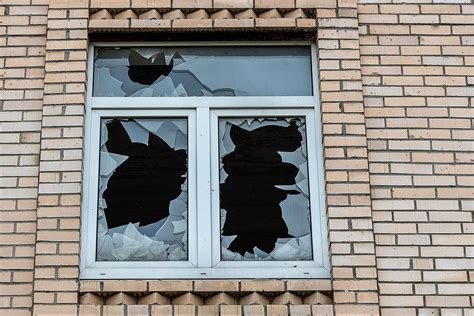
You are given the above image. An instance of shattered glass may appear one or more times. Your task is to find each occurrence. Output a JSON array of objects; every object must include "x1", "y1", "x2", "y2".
[
  {"x1": 219, "y1": 118, "x2": 313, "y2": 261},
  {"x1": 93, "y1": 47, "x2": 313, "y2": 97},
  {"x1": 96, "y1": 118, "x2": 188, "y2": 261}
]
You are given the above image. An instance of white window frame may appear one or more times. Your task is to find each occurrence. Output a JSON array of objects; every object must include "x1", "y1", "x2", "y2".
[{"x1": 80, "y1": 42, "x2": 330, "y2": 279}]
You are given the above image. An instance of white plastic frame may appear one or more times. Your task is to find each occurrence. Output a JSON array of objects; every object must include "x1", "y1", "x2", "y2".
[{"x1": 80, "y1": 42, "x2": 330, "y2": 279}]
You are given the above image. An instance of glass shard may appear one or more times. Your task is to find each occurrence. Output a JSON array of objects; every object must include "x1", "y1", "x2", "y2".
[
  {"x1": 219, "y1": 117, "x2": 313, "y2": 261},
  {"x1": 94, "y1": 47, "x2": 313, "y2": 97},
  {"x1": 96, "y1": 118, "x2": 188, "y2": 261}
]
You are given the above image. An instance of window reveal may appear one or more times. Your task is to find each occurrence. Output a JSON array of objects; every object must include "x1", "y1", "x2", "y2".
[
  {"x1": 97, "y1": 118, "x2": 188, "y2": 261},
  {"x1": 219, "y1": 118, "x2": 313, "y2": 261}
]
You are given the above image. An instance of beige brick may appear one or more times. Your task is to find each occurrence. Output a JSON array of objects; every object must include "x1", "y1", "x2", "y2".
[
  {"x1": 424, "y1": 271, "x2": 468, "y2": 282},
  {"x1": 285, "y1": 8, "x2": 307, "y2": 19},
  {"x1": 149, "y1": 280, "x2": 192, "y2": 292},
  {"x1": 197, "y1": 305, "x2": 218, "y2": 315},
  {"x1": 286, "y1": 280, "x2": 331, "y2": 291},
  {"x1": 102, "y1": 280, "x2": 147, "y2": 292},
  {"x1": 173, "y1": 0, "x2": 212, "y2": 8},
  {"x1": 311, "y1": 305, "x2": 334, "y2": 316},
  {"x1": 421, "y1": 4, "x2": 460, "y2": 14},
  {"x1": 426, "y1": 296, "x2": 470, "y2": 307},
  {"x1": 186, "y1": 9, "x2": 209, "y2": 19},
  {"x1": 255, "y1": 0, "x2": 294, "y2": 8},
  {"x1": 194, "y1": 280, "x2": 239, "y2": 292},
  {"x1": 234, "y1": 9, "x2": 257, "y2": 19},
  {"x1": 131, "y1": 0, "x2": 170, "y2": 7},
  {"x1": 205, "y1": 292, "x2": 237, "y2": 305},
  {"x1": 242, "y1": 305, "x2": 264, "y2": 315},
  {"x1": 103, "y1": 305, "x2": 125, "y2": 315},
  {"x1": 172, "y1": 19, "x2": 212, "y2": 28},
  {"x1": 289, "y1": 305, "x2": 311, "y2": 315},
  {"x1": 210, "y1": 9, "x2": 233, "y2": 19},
  {"x1": 214, "y1": 0, "x2": 253, "y2": 8},
  {"x1": 127, "y1": 305, "x2": 149, "y2": 315},
  {"x1": 239, "y1": 292, "x2": 270, "y2": 305},
  {"x1": 138, "y1": 9, "x2": 161, "y2": 19},
  {"x1": 380, "y1": 295, "x2": 424, "y2": 307},
  {"x1": 34, "y1": 280, "x2": 77, "y2": 292},
  {"x1": 272, "y1": 292, "x2": 302, "y2": 305},
  {"x1": 172, "y1": 293, "x2": 203, "y2": 305},
  {"x1": 138, "y1": 292, "x2": 170, "y2": 305},
  {"x1": 90, "y1": 0, "x2": 130, "y2": 8},
  {"x1": 256, "y1": 18, "x2": 295, "y2": 28},
  {"x1": 267, "y1": 305, "x2": 288, "y2": 316},
  {"x1": 34, "y1": 305, "x2": 78, "y2": 315},
  {"x1": 240, "y1": 280, "x2": 285, "y2": 292},
  {"x1": 220, "y1": 305, "x2": 241, "y2": 315},
  {"x1": 296, "y1": 0, "x2": 336, "y2": 8},
  {"x1": 105, "y1": 293, "x2": 137, "y2": 305},
  {"x1": 79, "y1": 293, "x2": 104, "y2": 305},
  {"x1": 214, "y1": 19, "x2": 254, "y2": 28},
  {"x1": 303, "y1": 292, "x2": 332, "y2": 305}
]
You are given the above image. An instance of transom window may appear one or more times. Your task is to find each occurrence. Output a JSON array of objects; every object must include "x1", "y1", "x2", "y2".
[{"x1": 81, "y1": 43, "x2": 329, "y2": 279}]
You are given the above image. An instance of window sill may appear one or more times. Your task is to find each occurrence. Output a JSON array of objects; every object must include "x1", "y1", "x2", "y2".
[{"x1": 80, "y1": 264, "x2": 331, "y2": 280}]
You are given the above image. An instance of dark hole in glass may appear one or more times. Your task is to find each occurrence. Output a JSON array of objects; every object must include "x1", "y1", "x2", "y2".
[
  {"x1": 124, "y1": 49, "x2": 238, "y2": 96},
  {"x1": 102, "y1": 119, "x2": 187, "y2": 229},
  {"x1": 220, "y1": 121, "x2": 303, "y2": 256},
  {"x1": 128, "y1": 49, "x2": 174, "y2": 85}
]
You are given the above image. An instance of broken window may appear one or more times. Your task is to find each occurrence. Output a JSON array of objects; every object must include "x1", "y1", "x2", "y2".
[
  {"x1": 93, "y1": 47, "x2": 313, "y2": 97},
  {"x1": 219, "y1": 118, "x2": 312, "y2": 261},
  {"x1": 83, "y1": 43, "x2": 329, "y2": 279},
  {"x1": 96, "y1": 118, "x2": 188, "y2": 261}
]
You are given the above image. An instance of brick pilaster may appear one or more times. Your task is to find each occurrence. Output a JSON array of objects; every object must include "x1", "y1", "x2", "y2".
[
  {"x1": 0, "y1": 2, "x2": 48, "y2": 314},
  {"x1": 32, "y1": 1, "x2": 89, "y2": 314},
  {"x1": 317, "y1": 0, "x2": 380, "y2": 314}
]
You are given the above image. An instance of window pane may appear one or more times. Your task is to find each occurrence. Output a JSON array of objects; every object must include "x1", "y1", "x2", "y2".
[
  {"x1": 96, "y1": 118, "x2": 188, "y2": 261},
  {"x1": 93, "y1": 47, "x2": 312, "y2": 97},
  {"x1": 218, "y1": 117, "x2": 313, "y2": 261}
]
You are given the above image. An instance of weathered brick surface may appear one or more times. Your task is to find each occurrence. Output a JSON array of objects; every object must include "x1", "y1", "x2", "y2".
[{"x1": 1, "y1": 0, "x2": 474, "y2": 315}]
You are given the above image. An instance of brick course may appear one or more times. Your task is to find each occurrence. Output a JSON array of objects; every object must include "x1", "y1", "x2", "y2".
[{"x1": 0, "y1": 0, "x2": 473, "y2": 315}]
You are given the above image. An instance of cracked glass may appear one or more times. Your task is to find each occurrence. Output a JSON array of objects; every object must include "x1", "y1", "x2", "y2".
[
  {"x1": 218, "y1": 117, "x2": 313, "y2": 261},
  {"x1": 96, "y1": 118, "x2": 188, "y2": 261},
  {"x1": 93, "y1": 47, "x2": 313, "y2": 97}
]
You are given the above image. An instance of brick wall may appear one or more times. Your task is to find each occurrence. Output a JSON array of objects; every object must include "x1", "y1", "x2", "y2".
[
  {"x1": 359, "y1": 2, "x2": 474, "y2": 315},
  {"x1": 32, "y1": 1, "x2": 88, "y2": 314},
  {"x1": 0, "y1": 0, "x2": 472, "y2": 315},
  {"x1": 0, "y1": 1, "x2": 48, "y2": 314}
]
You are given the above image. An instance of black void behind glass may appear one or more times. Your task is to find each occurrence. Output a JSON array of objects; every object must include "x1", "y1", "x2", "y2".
[
  {"x1": 218, "y1": 117, "x2": 313, "y2": 261},
  {"x1": 96, "y1": 118, "x2": 189, "y2": 261}
]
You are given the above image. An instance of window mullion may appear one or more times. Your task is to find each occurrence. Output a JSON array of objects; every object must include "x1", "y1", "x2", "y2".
[{"x1": 196, "y1": 107, "x2": 213, "y2": 268}]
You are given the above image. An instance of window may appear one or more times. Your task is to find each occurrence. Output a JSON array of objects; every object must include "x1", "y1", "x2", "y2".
[{"x1": 81, "y1": 43, "x2": 329, "y2": 279}]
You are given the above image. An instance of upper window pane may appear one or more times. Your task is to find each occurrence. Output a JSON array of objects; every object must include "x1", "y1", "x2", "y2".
[{"x1": 93, "y1": 46, "x2": 313, "y2": 97}]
